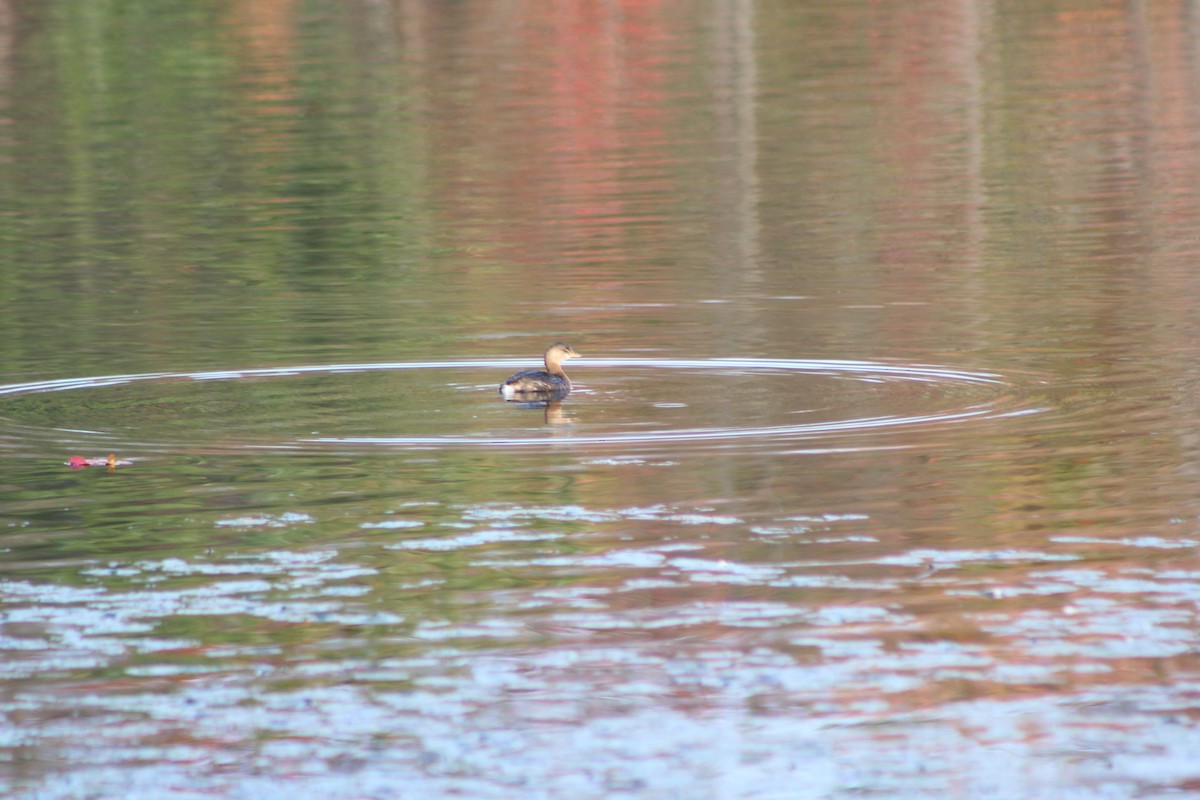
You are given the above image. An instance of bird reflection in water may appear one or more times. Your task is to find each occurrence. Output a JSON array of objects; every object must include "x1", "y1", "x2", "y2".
[
  {"x1": 507, "y1": 398, "x2": 572, "y2": 425},
  {"x1": 544, "y1": 400, "x2": 570, "y2": 425}
]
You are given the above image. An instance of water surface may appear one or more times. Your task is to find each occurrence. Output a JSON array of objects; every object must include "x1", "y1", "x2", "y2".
[{"x1": 3, "y1": 1, "x2": 1200, "y2": 798}]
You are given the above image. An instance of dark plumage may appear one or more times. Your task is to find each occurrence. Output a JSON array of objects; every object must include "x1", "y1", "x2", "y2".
[{"x1": 499, "y1": 343, "x2": 580, "y2": 400}]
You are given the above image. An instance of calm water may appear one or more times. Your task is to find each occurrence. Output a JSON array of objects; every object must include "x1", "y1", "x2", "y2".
[{"x1": 4, "y1": 1, "x2": 1200, "y2": 797}]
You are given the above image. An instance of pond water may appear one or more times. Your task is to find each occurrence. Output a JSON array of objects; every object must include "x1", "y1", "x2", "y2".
[{"x1": 4, "y1": 1, "x2": 1200, "y2": 798}]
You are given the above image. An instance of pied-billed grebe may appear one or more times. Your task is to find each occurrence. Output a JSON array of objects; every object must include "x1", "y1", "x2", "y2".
[{"x1": 499, "y1": 343, "x2": 580, "y2": 400}]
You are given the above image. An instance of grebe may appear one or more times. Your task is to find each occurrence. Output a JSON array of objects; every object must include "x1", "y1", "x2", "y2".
[{"x1": 499, "y1": 343, "x2": 579, "y2": 400}]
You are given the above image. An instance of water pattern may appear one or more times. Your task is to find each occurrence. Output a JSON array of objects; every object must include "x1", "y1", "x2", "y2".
[
  {"x1": 4, "y1": 1, "x2": 1200, "y2": 798},
  {"x1": 0, "y1": 358, "x2": 1024, "y2": 450},
  {"x1": 4, "y1": 491, "x2": 1200, "y2": 798}
]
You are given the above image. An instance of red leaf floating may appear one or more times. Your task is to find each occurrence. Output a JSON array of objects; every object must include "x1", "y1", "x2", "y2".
[{"x1": 65, "y1": 454, "x2": 132, "y2": 469}]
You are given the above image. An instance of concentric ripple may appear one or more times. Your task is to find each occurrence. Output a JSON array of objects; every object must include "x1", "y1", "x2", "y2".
[{"x1": 0, "y1": 358, "x2": 1043, "y2": 453}]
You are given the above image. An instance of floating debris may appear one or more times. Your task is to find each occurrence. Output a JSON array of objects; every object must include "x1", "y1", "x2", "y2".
[{"x1": 66, "y1": 454, "x2": 132, "y2": 470}]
